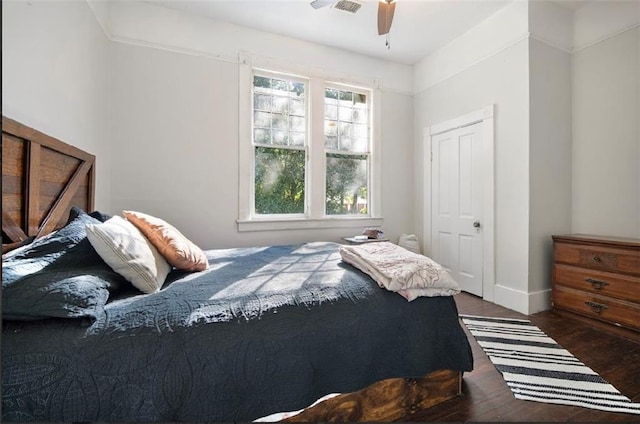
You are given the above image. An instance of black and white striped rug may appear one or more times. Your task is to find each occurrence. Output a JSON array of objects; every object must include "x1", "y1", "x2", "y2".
[{"x1": 460, "y1": 314, "x2": 640, "y2": 415}]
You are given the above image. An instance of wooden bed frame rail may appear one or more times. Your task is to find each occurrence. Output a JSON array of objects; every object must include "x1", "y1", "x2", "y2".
[{"x1": 283, "y1": 369, "x2": 461, "y2": 422}]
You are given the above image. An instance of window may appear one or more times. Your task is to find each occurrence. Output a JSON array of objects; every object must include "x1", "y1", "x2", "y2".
[
  {"x1": 324, "y1": 87, "x2": 370, "y2": 216},
  {"x1": 238, "y1": 61, "x2": 382, "y2": 231},
  {"x1": 253, "y1": 75, "x2": 307, "y2": 215}
]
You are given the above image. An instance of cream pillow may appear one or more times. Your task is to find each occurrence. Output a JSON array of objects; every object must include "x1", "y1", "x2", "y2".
[
  {"x1": 86, "y1": 216, "x2": 171, "y2": 294},
  {"x1": 398, "y1": 234, "x2": 421, "y2": 254},
  {"x1": 122, "y1": 210, "x2": 208, "y2": 272}
]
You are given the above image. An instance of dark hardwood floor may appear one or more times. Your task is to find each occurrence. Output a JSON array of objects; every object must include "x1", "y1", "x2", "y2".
[{"x1": 407, "y1": 292, "x2": 640, "y2": 422}]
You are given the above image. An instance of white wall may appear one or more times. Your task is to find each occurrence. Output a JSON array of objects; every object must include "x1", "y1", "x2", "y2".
[
  {"x1": 572, "y1": 26, "x2": 640, "y2": 238},
  {"x1": 528, "y1": 38, "x2": 572, "y2": 309},
  {"x1": 415, "y1": 0, "x2": 638, "y2": 314},
  {"x1": 415, "y1": 42, "x2": 531, "y2": 310},
  {"x1": 379, "y1": 90, "x2": 416, "y2": 244},
  {"x1": 526, "y1": 1, "x2": 573, "y2": 312},
  {"x1": 573, "y1": 0, "x2": 640, "y2": 51},
  {"x1": 414, "y1": 1, "x2": 532, "y2": 313},
  {"x1": 413, "y1": 1, "x2": 529, "y2": 94},
  {"x1": 109, "y1": 43, "x2": 240, "y2": 249},
  {"x1": 107, "y1": 3, "x2": 415, "y2": 249},
  {"x1": 2, "y1": 1, "x2": 111, "y2": 211}
]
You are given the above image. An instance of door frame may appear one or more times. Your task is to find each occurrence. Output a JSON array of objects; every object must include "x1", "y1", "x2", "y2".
[{"x1": 423, "y1": 105, "x2": 495, "y2": 302}]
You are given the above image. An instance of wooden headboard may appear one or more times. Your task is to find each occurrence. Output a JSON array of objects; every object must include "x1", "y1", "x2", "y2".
[{"x1": 2, "y1": 116, "x2": 96, "y2": 250}]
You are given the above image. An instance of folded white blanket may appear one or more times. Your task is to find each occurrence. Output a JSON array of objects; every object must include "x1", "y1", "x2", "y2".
[{"x1": 339, "y1": 242, "x2": 460, "y2": 301}]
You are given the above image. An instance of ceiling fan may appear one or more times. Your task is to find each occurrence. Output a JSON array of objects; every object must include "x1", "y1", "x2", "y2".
[{"x1": 310, "y1": 0, "x2": 396, "y2": 36}]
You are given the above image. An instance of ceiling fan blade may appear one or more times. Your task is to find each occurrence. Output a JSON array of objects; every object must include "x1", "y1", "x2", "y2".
[
  {"x1": 377, "y1": 0, "x2": 396, "y2": 35},
  {"x1": 311, "y1": 0, "x2": 334, "y2": 9}
]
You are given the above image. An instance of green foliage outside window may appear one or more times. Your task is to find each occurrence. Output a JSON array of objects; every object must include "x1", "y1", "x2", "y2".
[
  {"x1": 255, "y1": 147, "x2": 305, "y2": 214},
  {"x1": 252, "y1": 73, "x2": 371, "y2": 217},
  {"x1": 326, "y1": 153, "x2": 368, "y2": 215}
]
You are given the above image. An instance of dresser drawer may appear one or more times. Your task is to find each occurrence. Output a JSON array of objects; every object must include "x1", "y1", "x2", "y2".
[
  {"x1": 552, "y1": 285, "x2": 640, "y2": 332},
  {"x1": 554, "y1": 242, "x2": 640, "y2": 275},
  {"x1": 554, "y1": 263, "x2": 640, "y2": 303}
]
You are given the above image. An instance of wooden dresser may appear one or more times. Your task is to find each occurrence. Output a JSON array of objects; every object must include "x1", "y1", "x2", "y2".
[{"x1": 552, "y1": 234, "x2": 640, "y2": 335}]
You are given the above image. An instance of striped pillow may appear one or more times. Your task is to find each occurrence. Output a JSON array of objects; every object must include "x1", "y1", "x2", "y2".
[{"x1": 86, "y1": 216, "x2": 171, "y2": 294}]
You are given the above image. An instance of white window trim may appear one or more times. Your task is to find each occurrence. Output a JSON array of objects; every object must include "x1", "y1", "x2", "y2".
[{"x1": 237, "y1": 53, "x2": 382, "y2": 232}]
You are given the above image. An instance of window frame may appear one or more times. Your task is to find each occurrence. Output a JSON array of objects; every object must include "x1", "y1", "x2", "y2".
[
  {"x1": 251, "y1": 70, "x2": 310, "y2": 219},
  {"x1": 323, "y1": 82, "x2": 372, "y2": 217},
  {"x1": 238, "y1": 56, "x2": 382, "y2": 232}
]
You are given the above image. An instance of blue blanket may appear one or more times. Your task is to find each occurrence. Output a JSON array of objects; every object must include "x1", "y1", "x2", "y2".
[{"x1": 2, "y1": 242, "x2": 473, "y2": 421}]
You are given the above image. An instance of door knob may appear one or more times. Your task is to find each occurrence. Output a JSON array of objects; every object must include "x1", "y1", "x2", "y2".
[{"x1": 473, "y1": 221, "x2": 481, "y2": 228}]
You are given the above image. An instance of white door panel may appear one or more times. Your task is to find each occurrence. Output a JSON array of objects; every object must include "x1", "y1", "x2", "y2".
[{"x1": 431, "y1": 122, "x2": 483, "y2": 296}]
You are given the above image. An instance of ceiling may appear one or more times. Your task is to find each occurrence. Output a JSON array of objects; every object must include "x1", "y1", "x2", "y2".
[
  {"x1": 145, "y1": 0, "x2": 589, "y2": 65},
  {"x1": 145, "y1": 0, "x2": 508, "y2": 65}
]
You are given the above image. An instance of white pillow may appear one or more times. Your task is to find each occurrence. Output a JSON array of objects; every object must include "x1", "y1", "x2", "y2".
[{"x1": 86, "y1": 216, "x2": 171, "y2": 294}]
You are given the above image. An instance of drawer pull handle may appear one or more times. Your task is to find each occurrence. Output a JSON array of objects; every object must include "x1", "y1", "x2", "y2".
[
  {"x1": 592, "y1": 255, "x2": 601, "y2": 262},
  {"x1": 585, "y1": 278, "x2": 609, "y2": 290},
  {"x1": 585, "y1": 301, "x2": 608, "y2": 314}
]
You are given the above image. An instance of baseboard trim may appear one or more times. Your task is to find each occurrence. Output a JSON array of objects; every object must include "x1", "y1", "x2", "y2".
[{"x1": 494, "y1": 284, "x2": 551, "y2": 315}]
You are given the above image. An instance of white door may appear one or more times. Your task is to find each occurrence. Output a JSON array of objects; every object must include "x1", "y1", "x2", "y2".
[{"x1": 431, "y1": 122, "x2": 483, "y2": 296}]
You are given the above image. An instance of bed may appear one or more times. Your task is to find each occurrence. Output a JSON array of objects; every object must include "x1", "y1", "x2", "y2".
[{"x1": 1, "y1": 116, "x2": 474, "y2": 422}]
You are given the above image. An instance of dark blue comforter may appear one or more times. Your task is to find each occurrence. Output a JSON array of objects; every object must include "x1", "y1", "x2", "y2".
[{"x1": 2, "y1": 241, "x2": 473, "y2": 422}]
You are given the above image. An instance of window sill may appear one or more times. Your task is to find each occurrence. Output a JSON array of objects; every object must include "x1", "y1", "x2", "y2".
[{"x1": 237, "y1": 216, "x2": 383, "y2": 232}]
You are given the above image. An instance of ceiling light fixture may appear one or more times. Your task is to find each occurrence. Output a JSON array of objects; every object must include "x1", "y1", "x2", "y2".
[{"x1": 378, "y1": 0, "x2": 396, "y2": 49}]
